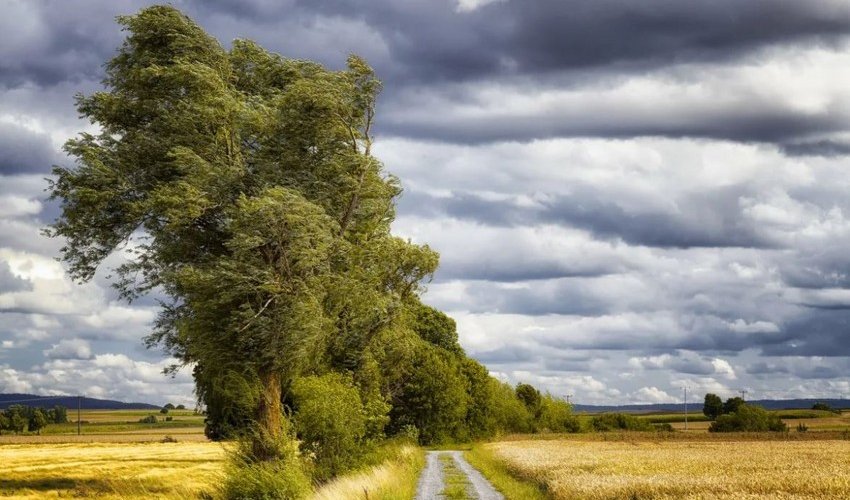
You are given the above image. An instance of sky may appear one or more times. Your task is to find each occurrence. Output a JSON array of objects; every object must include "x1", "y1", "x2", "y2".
[{"x1": 2, "y1": 0, "x2": 850, "y2": 407}]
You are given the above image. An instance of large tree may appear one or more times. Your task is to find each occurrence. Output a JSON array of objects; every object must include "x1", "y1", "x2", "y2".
[{"x1": 48, "y1": 5, "x2": 436, "y2": 460}]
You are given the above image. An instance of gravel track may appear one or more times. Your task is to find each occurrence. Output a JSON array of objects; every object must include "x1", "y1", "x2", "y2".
[{"x1": 415, "y1": 450, "x2": 504, "y2": 499}]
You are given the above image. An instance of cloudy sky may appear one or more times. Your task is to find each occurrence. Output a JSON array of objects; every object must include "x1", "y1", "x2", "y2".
[{"x1": 3, "y1": 0, "x2": 850, "y2": 406}]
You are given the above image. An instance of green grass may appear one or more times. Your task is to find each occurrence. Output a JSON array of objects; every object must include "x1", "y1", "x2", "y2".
[
  {"x1": 464, "y1": 445, "x2": 548, "y2": 500},
  {"x1": 439, "y1": 453, "x2": 471, "y2": 500}
]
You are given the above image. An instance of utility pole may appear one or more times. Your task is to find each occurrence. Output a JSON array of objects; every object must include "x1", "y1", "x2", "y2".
[
  {"x1": 684, "y1": 387, "x2": 688, "y2": 431},
  {"x1": 77, "y1": 395, "x2": 81, "y2": 436},
  {"x1": 739, "y1": 390, "x2": 747, "y2": 401},
  {"x1": 565, "y1": 394, "x2": 573, "y2": 404}
]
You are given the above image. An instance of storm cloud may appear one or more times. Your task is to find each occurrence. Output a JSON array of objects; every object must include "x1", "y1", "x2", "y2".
[{"x1": 1, "y1": 0, "x2": 850, "y2": 405}]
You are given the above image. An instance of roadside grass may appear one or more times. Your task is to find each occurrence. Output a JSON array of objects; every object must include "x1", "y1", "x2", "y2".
[
  {"x1": 464, "y1": 445, "x2": 548, "y2": 500},
  {"x1": 439, "y1": 453, "x2": 471, "y2": 500},
  {"x1": 311, "y1": 442, "x2": 425, "y2": 500}
]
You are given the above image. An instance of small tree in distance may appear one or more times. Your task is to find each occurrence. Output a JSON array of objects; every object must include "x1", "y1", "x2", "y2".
[
  {"x1": 703, "y1": 393, "x2": 723, "y2": 420},
  {"x1": 723, "y1": 397, "x2": 745, "y2": 415}
]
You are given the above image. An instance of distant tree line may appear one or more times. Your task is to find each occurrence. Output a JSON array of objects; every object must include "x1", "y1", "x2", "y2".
[{"x1": 0, "y1": 405, "x2": 68, "y2": 435}]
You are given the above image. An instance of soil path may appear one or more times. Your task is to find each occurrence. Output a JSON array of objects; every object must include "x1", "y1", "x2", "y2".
[{"x1": 415, "y1": 450, "x2": 504, "y2": 499}]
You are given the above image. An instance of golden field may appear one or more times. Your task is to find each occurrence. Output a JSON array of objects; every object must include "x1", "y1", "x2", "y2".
[
  {"x1": 485, "y1": 437, "x2": 850, "y2": 499},
  {"x1": 0, "y1": 441, "x2": 225, "y2": 499}
]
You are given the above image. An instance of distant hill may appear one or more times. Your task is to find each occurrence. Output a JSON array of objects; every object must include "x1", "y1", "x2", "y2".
[
  {"x1": 573, "y1": 399, "x2": 850, "y2": 414},
  {"x1": 0, "y1": 393, "x2": 161, "y2": 410}
]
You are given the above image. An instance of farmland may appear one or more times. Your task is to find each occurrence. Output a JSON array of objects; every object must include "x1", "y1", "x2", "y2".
[{"x1": 478, "y1": 436, "x2": 850, "y2": 499}]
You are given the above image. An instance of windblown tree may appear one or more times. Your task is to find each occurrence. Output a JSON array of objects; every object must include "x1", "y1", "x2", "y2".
[{"x1": 48, "y1": 5, "x2": 436, "y2": 461}]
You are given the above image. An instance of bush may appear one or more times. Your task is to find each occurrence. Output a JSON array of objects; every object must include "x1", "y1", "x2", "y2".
[
  {"x1": 220, "y1": 458, "x2": 311, "y2": 500},
  {"x1": 218, "y1": 426, "x2": 312, "y2": 500},
  {"x1": 708, "y1": 404, "x2": 788, "y2": 432},
  {"x1": 139, "y1": 415, "x2": 158, "y2": 424},
  {"x1": 537, "y1": 396, "x2": 580, "y2": 433},
  {"x1": 161, "y1": 435, "x2": 178, "y2": 443},
  {"x1": 165, "y1": 416, "x2": 173, "y2": 422},
  {"x1": 291, "y1": 373, "x2": 368, "y2": 481},
  {"x1": 797, "y1": 423, "x2": 808, "y2": 432},
  {"x1": 812, "y1": 402, "x2": 840, "y2": 414},
  {"x1": 160, "y1": 408, "x2": 169, "y2": 414},
  {"x1": 591, "y1": 413, "x2": 654, "y2": 432}
]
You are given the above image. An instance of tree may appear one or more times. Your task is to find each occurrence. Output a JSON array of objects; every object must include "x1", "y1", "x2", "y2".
[
  {"x1": 709, "y1": 404, "x2": 787, "y2": 432},
  {"x1": 50, "y1": 405, "x2": 68, "y2": 424},
  {"x1": 176, "y1": 404, "x2": 186, "y2": 410},
  {"x1": 0, "y1": 413, "x2": 9, "y2": 435},
  {"x1": 47, "y1": 5, "x2": 437, "y2": 463},
  {"x1": 164, "y1": 403, "x2": 175, "y2": 410},
  {"x1": 28, "y1": 408, "x2": 48, "y2": 435},
  {"x1": 5, "y1": 407, "x2": 27, "y2": 434},
  {"x1": 516, "y1": 383, "x2": 543, "y2": 418},
  {"x1": 723, "y1": 397, "x2": 746, "y2": 415},
  {"x1": 703, "y1": 393, "x2": 723, "y2": 420}
]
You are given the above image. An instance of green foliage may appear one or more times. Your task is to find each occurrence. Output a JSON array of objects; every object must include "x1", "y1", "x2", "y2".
[
  {"x1": 797, "y1": 422, "x2": 809, "y2": 432},
  {"x1": 219, "y1": 423, "x2": 311, "y2": 500},
  {"x1": 139, "y1": 415, "x2": 158, "y2": 424},
  {"x1": 537, "y1": 396, "x2": 580, "y2": 433},
  {"x1": 410, "y1": 301, "x2": 463, "y2": 354},
  {"x1": 591, "y1": 413, "x2": 655, "y2": 432},
  {"x1": 0, "y1": 413, "x2": 8, "y2": 434},
  {"x1": 516, "y1": 383, "x2": 542, "y2": 416},
  {"x1": 723, "y1": 397, "x2": 746, "y2": 415},
  {"x1": 703, "y1": 393, "x2": 723, "y2": 420},
  {"x1": 812, "y1": 402, "x2": 840, "y2": 414},
  {"x1": 27, "y1": 408, "x2": 48, "y2": 434},
  {"x1": 388, "y1": 344, "x2": 468, "y2": 444},
  {"x1": 164, "y1": 403, "x2": 175, "y2": 410},
  {"x1": 49, "y1": 405, "x2": 69, "y2": 424},
  {"x1": 160, "y1": 408, "x2": 169, "y2": 414},
  {"x1": 48, "y1": 4, "x2": 438, "y2": 465},
  {"x1": 176, "y1": 404, "x2": 186, "y2": 410},
  {"x1": 291, "y1": 373, "x2": 369, "y2": 481},
  {"x1": 708, "y1": 404, "x2": 788, "y2": 432},
  {"x1": 489, "y1": 380, "x2": 533, "y2": 433}
]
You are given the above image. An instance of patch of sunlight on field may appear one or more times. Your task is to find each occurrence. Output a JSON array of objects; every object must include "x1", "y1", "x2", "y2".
[
  {"x1": 0, "y1": 441, "x2": 226, "y2": 499},
  {"x1": 487, "y1": 438, "x2": 850, "y2": 499}
]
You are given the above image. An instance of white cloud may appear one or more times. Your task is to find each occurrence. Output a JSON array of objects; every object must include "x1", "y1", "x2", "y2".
[
  {"x1": 44, "y1": 338, "x2": 92, "y2": 360},
  {"x1": 633, "y1": 386, "x2": 676, "y2": 404}
]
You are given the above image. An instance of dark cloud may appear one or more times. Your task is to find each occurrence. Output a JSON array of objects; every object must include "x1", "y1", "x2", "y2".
[
  {"x1": 402, "y1": 187, "x2": 777, "y2": 249},
  {"x1": 782, "y1": 139, "x2": 850, "y2": 157},
  {"x1": 0, "y1": 262, "x2": 30, "y2": 293},
  {"x1": 766, "y1": 310, "x2": 850, "y2": 357},
  {"x1": 0, "y1": 124, "x2": 63, "y2": 175},
  {"x1": 197, "y1": 0, "x2": 850, "y2": 82}
]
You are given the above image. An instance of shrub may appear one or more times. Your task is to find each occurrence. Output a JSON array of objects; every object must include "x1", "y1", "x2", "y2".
[
  {"x1": 797, "y1": 423, "x2": 808, "y2": 432},
  {"x1": 708, "y1": 404, "x2": 788, "y2": 432},
  {"x1": 812, "y1": 402, "x2": 840, "y2": 414},
  {"x1": 291, "y1": 373, "x2": 368, "y2": 481},
  {"x1": 139, "y1": 415, "x2": 158, "y2": 424},
  {"x1": 218, "y1": 425, "x2": 311, "y2": 500},
  {"x1": 161, "y1": 435, "x2": 178, "y2": 443},
  {"x1": 165, "y1": 416, "x2": 173, "y2": 422},
  {"x1": 160, "y1": 408, "x2": 169, "y2": 414},
  {"x1": 591, "y1": 413, "x2": 654, "y2": 432},
  {"x1": 537, "y1": 396, "x2": 580, "y2": 433}
]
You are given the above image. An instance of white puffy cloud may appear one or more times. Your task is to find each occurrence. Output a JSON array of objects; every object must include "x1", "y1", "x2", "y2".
[{"x1": 44, "y1": 338, "x2": 92, "y2": 360}]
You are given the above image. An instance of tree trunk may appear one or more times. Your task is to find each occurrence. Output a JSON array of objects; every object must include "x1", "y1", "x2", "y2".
[{"x1": 252, "y1": 368, "x2": 283, "y2": 461}]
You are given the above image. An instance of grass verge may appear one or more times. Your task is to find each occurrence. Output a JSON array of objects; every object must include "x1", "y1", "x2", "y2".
[
  {"x1": 311, "y1": 441, "x2": 425, "y2": 500},
  {"x1": 464, "y1": 444, "x2": 548, "y2": 500}
]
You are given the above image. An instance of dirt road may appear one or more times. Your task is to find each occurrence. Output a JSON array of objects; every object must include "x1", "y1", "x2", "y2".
[{"x1": 415, "y1": 450, "x2": 504, "y2": 499}]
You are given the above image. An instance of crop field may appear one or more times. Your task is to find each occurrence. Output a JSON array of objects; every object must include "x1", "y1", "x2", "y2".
[
  {"x1": 484, "y1": 437, "x2": 850, "y2": 499},
  {"x1": 0, "y1": 441, "x2": 225, "y2": 499}
]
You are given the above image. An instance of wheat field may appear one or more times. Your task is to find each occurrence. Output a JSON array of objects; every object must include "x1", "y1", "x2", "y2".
[
  {"x1": 0, "y1": 441, "x2": 226, "y2": 498},
  {"x1": 486, "y1": 438, "x2": 850, "y2": 499}
]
